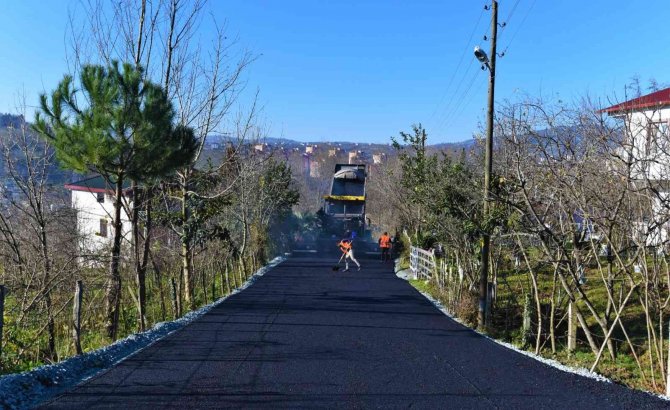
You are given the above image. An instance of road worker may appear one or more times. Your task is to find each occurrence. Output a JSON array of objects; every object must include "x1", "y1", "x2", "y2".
[
  {"x1": 338, "y1": 238, "x2": 361, "y2": 272},
  {"x1": 379, "y1": 231, "x2": 392, "y2": 262}
]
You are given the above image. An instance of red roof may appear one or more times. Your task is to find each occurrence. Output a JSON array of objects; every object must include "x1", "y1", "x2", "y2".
[
  {"x1": 601, "y1": 87, "x2": 670, "y2": 115},
  {"x1": 65, "y1": 175, "x2": 131, "y2": 194}
]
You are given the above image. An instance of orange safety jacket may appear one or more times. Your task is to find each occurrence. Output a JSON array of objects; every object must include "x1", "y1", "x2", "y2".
[
  {"x1": 339, "y1": 240, "x2": 352, "y2": 253},
  {"x1": 379, "y1": 235, "x2": 391, "y2": 248}
]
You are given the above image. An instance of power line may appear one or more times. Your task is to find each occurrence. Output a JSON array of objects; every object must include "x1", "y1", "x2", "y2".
[
  {"x1": 428, "y1": 3, "x2": 487, "y2": 123},
  {"x1": 437, "y1": 66, "x2": 483, "y2": 133},
  {"x1": 500, "y1": 0, "x2": 537, "y2": 56},
  {"x1": 434, "y1": 22, "x2": 491, "y2": 132},
  {"x1": 434, "y1": 3, "x2": 494, "y2": 135},
  {"x1": 438, "y1": 0, "x2": 532, "y2": 139},
  {"x1": 441, "y1": 73, "x2": 487, "y2": 137},
  {"x1": 500, "y1": 0, "x2": 521, "y2": 34},
  {"x1": 434, "y1": 58, "x2": 478, "y2": 132}
]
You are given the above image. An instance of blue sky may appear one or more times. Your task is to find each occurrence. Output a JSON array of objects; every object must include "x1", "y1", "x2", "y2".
[{"x1": 1, "y1": 1, "x2": 669, "y2": 143}]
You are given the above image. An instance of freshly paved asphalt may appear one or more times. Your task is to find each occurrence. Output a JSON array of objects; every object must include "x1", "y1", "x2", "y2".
[{"x1": 40, "y1": 256, "x2": 668, "y2": 409}]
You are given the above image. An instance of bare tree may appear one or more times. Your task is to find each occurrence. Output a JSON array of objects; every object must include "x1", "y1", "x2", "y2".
[
  {"x1": 67, "y1": 0, "x2": 255, "y2": 314},
  {"x1": 0, "y1": 98, "x2": 77, "y2": 365}
]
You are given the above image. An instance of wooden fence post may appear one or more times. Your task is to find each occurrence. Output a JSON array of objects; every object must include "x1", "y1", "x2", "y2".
[
  {"x1": 0, "y1": 285, "x2": 5, "y2": 364},
  {"x1": 568, "y1": 301, "x2": 577, "y2": 353},
  {"x1": 220, "y1": 265, "x2": 227, "y2": 296},
  {"x1": 170, "y1": 277, "x2": 179, "y2": 319},
  {"x1": 72, "y1": 281, "x2": 83, "y2": 355},
  {"x1": 522, "y1": 293, "x2": 533, "y2": 347}
]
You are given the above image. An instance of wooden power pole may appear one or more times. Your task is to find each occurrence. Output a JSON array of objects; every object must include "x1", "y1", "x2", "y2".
[{"x1": 479, "y1": 0, "x2": 498, "y2": 329}]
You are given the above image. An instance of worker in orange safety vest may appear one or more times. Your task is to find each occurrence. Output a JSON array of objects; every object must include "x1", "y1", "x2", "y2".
[
  {"x1": 338, "y1": 238, "x2": 361, "y2": 272},
  {"x1": 378, "y1": 232, "x2": 392, "y2": 262}
]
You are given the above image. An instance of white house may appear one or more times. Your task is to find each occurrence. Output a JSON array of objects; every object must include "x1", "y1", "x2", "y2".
[
  {"x1": 602, "y1": 87, "x2": 670, "y2": 245},
  {"x1": 65, "y1": 175, "x2": 132, "y2": 256}
]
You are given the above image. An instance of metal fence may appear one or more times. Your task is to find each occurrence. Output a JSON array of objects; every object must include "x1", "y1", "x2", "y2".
[{"x1": 410, "y1": 246, "x2": 436, "y2": 280}]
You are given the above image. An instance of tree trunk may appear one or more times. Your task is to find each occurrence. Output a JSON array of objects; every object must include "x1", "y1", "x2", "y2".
[
  {"x1": 131, "y1": 181, "x2": 146, "y2": 332},
  {"x1": 44, "y1": 297, "x2": 57, "y2": 362},
  {"x1": 40, "y1": 222, "x2": 57, "y2": 362},
  {"x1": 131, "y1": 0, "x2": 149, "y2": 333},
  {"x1": 72, "y1": 281, "x2": 83, "y2": 355},
  {"x1": 201, "y1": 265, "x2": 208, "y2": 304},
  {"x1": 604, "y1": 242, "x2": 616, "y2": 359},
  {"x1": 532, "y1": 274, "x2": 542, "y2": 355},
  {"x1": 139, "y1": 188, "x2": 153, "y2": 326},
  {"x1": 573, "y1": 243, "x2": 615, "y2": 359},
  {"x1": 170, "y1": 276, "x2": 178, "y2": 320},
  {"x1": 181, "y1": 181, "x2": 194, "y2": 310},
  {"x1": 575, "y1": 304, "x2": 599, "y2": 356},
  {"x1": 239, "y1": 257, "x2": 247, "y2": 282},
  {"x1": 151, "y1": 253, "x2": 166, "y2": 321},
  {"x1": 549, "y1": 268, "x2": 557, "y2": 354},
  {"x1": 223, "y1": 263, "x2": 230, "y2": 295},
  {"x1": 239, "y1": 207, "x2": 249, "y2": 279},
  {"x1": 230, "y1": 260, "x2": 238, "y2": 290},
  {"x1": 105, "y1": 174, "x2": 125, "y2": 341},
  {"x1": 0, "y1": 285, "x2": 5, "y2": 367}
]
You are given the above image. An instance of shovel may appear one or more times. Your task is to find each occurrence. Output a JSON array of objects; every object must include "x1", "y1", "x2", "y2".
[{"x1": 332, "y1": 252, "x2": 346, "y2": 271}]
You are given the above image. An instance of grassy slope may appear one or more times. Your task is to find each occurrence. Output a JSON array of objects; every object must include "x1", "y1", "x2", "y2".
[{"x1": 408, "y1": 265, "x2": 668, "y2": 394}]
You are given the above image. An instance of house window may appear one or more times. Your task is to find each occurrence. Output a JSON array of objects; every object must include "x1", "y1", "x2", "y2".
[
  {"x1": 99, "y1": 219, "x2": 108, "y2": 237},
  {"x1": 96, "y1": 192, "x2": 105, "y2": 203},
  {"x1": 646, "y1": 121, "x2": 669, "y2": 154}
]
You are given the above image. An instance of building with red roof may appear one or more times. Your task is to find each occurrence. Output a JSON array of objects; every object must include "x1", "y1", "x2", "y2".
[
  {"x1": 601, "y1": 87, "x2": 670, "y2": 116},
  {"x1": 65, "y1": 175, "x2": 132, "y2": 258},
  {"x1": 602, "y1": 87, "x2": 670, "y2": 246}
]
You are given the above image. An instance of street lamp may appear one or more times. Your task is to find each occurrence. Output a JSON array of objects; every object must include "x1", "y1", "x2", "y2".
[
  {"x1": 474, "y1": 46, "x2": 490, "y2": 70},
  {"x1": 475, "y1": 0, "x2": 497, "y2": 330}
]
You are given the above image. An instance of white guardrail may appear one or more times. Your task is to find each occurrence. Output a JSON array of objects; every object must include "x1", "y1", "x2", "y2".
[{"x1": 410, "y1": 246, "x2": 436, "y2": 280}]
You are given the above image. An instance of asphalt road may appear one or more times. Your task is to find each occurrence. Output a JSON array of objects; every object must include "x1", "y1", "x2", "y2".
[{"x1": 40, "y1": 256, "x2": 669, "y2": 409}]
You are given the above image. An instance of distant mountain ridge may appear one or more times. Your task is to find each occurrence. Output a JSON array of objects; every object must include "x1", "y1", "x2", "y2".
[
  {"x1": 0, "y1": 113, "x2": 24, "y2": 128},
  {"x1": 0, "y1": 116, "x2": 474, "y2": 150},
  {"x1": 207, "y1": 133, "x2": 474, "y2": 151}
]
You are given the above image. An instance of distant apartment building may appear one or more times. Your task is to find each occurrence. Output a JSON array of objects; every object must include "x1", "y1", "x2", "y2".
[
  {"x1": 309, "y1": 160, "x2": 321, "y2": 178},
  {"x1": 302, "y1": 154, "x2": 311, "y2": 177},
  {"x1": 254, "y1": 144, "x2": 265, "y2": 152},
  {"x1": 348, "y1": 151, "x2": 358, "y2": 164},
  {"x1": 65, "y1": 175, "x2": 132, "y2": 256},
  {"x1": 372, "y1": 153, "x2": 386, "y2": 164}
]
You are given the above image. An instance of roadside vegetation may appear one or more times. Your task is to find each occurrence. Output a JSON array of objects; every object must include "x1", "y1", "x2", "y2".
[
  {"x1": 0, "y1": 0, "x2": 299, "y2": 374},
  {"x1": 387, "y1": 87, "x2": 670, "y2": 394}
]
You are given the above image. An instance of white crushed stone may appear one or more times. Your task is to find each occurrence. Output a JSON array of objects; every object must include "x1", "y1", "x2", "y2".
[{"x1": 0, "y1": 256, "x2": 286, "y2": 410}]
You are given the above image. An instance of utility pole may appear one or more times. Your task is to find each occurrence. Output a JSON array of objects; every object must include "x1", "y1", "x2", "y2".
[{"x1": 478, "y1": 0, "x2": 498, "y2": 329}]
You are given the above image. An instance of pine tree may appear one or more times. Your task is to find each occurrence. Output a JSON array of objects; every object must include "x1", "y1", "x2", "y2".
[{"x1": 34, "y1": 61, "x2": 197, "y2": 340}]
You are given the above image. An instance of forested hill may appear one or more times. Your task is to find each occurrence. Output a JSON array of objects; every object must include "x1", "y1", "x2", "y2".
[
  {"x1": 0, "y1": 115, "x2": 74, "y2": 200},
  {"x1": 0, "y1": 113, "x2": 24, "y2": 128}
]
